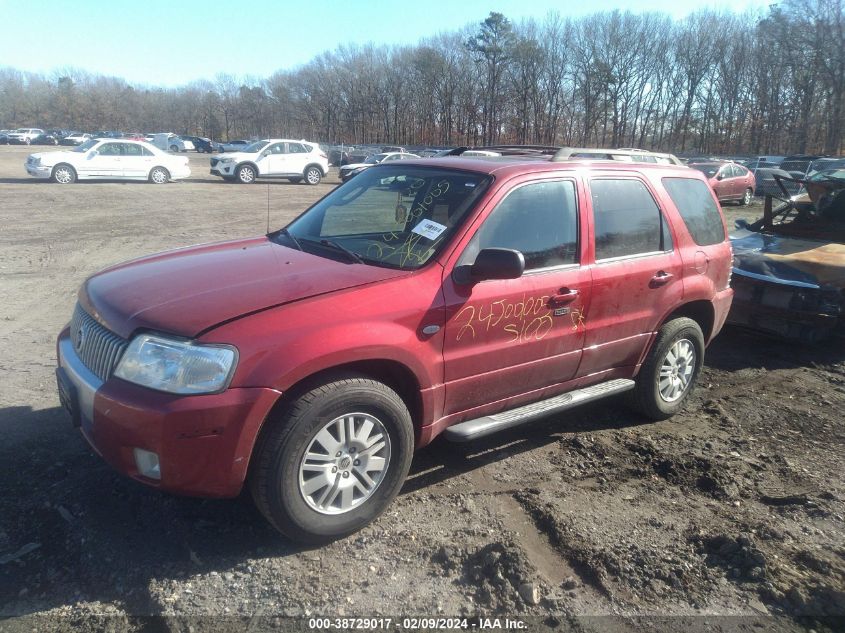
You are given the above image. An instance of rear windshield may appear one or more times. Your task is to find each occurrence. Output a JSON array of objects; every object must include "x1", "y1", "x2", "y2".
[{"x1": 662, "y1": 177, "x2": 726, "y2": 246}]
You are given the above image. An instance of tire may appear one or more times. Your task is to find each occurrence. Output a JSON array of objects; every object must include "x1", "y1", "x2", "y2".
[
  {"x1": 287, "y1": 177, "x2": 302, "y2": 183},
  {"x1": 304, "y1": 166, "x2": 322, "y2": 185},
  {"x1": 629, "y1": 317, "x2": 704, "y2": 421},
  {"x1": 149, "y1": 166, "x2": 170, "y2": 184},
  {"x1": 51, "y1": 163, "x2": 77, "y2": 184},
  {"x1": 170, "y1": 144, "x2": 179, "y2": 152},
  {"x1": 236, "y1": 164, "x2": 256, "y2": 184},
  {"x1": 741, "y1": 188, "x2": 753, "y2": 206},
  {"x1": 249, "y1": 376, "x2": 414, "y2": 544}
]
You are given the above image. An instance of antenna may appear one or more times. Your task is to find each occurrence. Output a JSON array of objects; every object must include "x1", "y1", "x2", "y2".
[{"x1": 266, "y1": 183, "x2": 270, "y2": 234}]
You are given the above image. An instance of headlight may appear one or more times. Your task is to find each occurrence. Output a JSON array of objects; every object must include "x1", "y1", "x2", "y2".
[
  {"x1": 114, "y1": 333, "x2": 237, "y2": 394},
  {"x1": 219, "y1": 157, "x2": 234, "y2": 164}
]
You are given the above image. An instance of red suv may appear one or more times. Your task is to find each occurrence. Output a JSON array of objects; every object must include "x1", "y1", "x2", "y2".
[{"x1": 56, "y1": 156, "x2": 733, "y2": 543}]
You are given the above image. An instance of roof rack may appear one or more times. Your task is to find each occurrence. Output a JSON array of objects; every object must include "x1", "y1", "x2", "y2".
[
  {"x1": 551, "y1": 147, "x2": 683, "y2": 165},
  {"x1": 449, "y1": 145, "x2": 561, "y2": 157}
]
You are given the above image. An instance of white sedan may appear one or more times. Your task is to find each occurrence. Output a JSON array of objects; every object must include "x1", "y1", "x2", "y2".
[{"x1": 25, "y1": 138, "x2": 191, "y2": 184}]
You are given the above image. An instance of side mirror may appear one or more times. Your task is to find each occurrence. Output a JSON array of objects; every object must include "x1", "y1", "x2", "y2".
[
  {"x1": 454, "y1": 248, "x2": 525, "y2": 284},
  {"x1": 88, "y1": 150, "x2": 98, "y2": 158},
  {"x1": 715, "y1": 173, "x2": 723, "y2": 181},
  {"x1": 735, "y1": 218, "x2": 748, "y2": 229}
]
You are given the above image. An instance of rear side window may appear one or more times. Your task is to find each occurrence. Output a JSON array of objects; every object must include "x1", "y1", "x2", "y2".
[
  {"x1": 462, "y1": 180, "x2": 578, "y2": 270},
  {"x1": 591, "y1": 179, "x2": 669, "y2": 259},
  {"x1": 662, "y1": 177, "x2": 726, "y2": 246}
]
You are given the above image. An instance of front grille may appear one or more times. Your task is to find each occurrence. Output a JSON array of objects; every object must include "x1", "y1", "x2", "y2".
[
  {"x1": 69, "y1": 304, "x2": 128, "y2": 381},
  {"x1": 210, "y1": 158, "x2": 219, "y2": 167}
]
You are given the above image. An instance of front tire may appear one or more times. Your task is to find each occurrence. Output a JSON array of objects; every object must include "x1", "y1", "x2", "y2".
[
  {"x1": 149, "y1": 166, "x2": 170, "y2": 184},
  {"x1": 249, "y1": 377, "x2": 414, "y2": 544},
  {"x1": 629, "y1": 317, "x2": 704, "y2": 420},
  {"x1": 236, "y1": 164, "x2": 256, "y2": 184},
  {"x1": 304, "y1": 166, "x2": 322, "y2": 185},
  {"x1": 51, "y1": 164, "x2": 77, "y2": 184}
]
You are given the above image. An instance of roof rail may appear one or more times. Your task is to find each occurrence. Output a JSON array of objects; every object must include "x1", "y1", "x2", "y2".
[{"x1": 551, "y1": 147, "x2": 683, "y2": 165}]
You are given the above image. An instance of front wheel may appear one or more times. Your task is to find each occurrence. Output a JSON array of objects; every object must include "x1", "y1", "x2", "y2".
[
  {"x1": 149, "y1": 166, "x2": 170, "y2": 184},
  {"x1": 51, "y1": 164, "x2": 77, "y2": 184},
  {"x1": 170, "y1": 144, "x2": 179, "y2": 152},
  {"x1": 304, "y1": 166, "x2": 322, "y2": 185},
  {"x1": 741, "y1": 188, "x2": 753, "y2": 206},
  {"x1": 236, "y1": 164, "x2": 256, "y2": 184},
  {"x1": 629, "y1": 317, "x2": 704, "y2": 420},
  {"x1": 249, "y1": 376, "x2": 414, "y2": 544}
]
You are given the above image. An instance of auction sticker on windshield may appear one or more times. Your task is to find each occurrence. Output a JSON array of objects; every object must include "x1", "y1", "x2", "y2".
[{"x1": 412, "y1": 219, "x2": 447, "y2": 240}]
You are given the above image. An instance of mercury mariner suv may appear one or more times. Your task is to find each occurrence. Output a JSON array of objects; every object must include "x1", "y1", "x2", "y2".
[{"x1": 56, "y1": 153, "x2": 733, "y2": 543}]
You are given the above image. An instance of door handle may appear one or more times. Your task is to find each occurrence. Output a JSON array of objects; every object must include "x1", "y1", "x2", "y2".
[
  {"x1": 650, "y1": 271, "x2": 674, "y2": 287},
  {"x1": 549, "y1": 288, "x2": 579, "y2": 305}
]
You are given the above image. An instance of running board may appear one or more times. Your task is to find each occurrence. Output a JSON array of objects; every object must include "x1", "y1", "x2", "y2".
[{"x1": 443, "y1": 379, "x2": 635, "y2": 442}]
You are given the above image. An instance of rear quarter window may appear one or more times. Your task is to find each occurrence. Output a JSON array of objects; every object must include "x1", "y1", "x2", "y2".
[{"x1": 662, "y1": 177, "x2": 726, "y2": 246}]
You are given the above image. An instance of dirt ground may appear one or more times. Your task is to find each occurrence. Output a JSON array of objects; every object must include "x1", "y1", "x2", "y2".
[{"x1": 0, "y1": 145, "x2": 842, "y2": 632}]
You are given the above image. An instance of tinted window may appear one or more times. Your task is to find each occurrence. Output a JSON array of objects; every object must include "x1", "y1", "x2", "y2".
[
  {"x1": 591, "y1": 179, "x2": 666, "y2": 259},
  {"x1": 662, "y1": 177, "x2": 725, "y2": 246},
  {"x1": 288, "y1": 143, "x2": 306, "y2": 153},
  {"x1": 462, "y1": 180, "x2": 578, "y2": 270}
]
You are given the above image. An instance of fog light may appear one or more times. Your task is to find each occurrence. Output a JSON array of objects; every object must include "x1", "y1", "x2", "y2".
[{"x1": 133, "y1": 448, "x2": 161, "y2": 480}]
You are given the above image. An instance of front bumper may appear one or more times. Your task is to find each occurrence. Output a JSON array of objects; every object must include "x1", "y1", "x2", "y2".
[
  {"x1": 26, "y1": 164, "x2": 51, "y2": 179},
  {"x1": 57, "y1": 328, "x2": 281, "y2": 497},
  {"x1": 210, "y1": 161, "x2": 236, "y2": 177}
]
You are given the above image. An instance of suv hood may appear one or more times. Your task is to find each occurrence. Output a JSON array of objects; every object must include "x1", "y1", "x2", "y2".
[
  {"x1": 80, "y1": 237, "x2": 408, "y2": 339},
  {"x1": 216, "y1": 151, "x2": 255, "y2": 161}
]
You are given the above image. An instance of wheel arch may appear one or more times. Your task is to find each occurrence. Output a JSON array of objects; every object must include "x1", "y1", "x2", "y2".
[
  {"x1": 243, "y1": 358, "x2": 424, "y2": 492},
  {"x1": 304, "y1": 162, "x2": 326, "y2": 176},
  {"x1": 659, "y1": 300, "x2": 715, "y2": 344}
]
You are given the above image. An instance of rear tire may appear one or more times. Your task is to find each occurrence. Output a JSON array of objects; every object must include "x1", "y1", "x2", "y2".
[
  {"x1": 51, "y1": 164, "x2": 77, "y2": 184},
  {"x1": 249, "y1": 376, "x2": 414, "y2": 544},
  {"x1": 629, "y1": 317, "x2": 704, "y2": 420},
  {"x1": 149, "y1": 166, "x2": 170, "y2": 184},
  {"x1": 741, "y1": 187, "x2": 753, "y2": 206},
  {"x1": 304, "y1": 166, "x2": 322, "y2": 185},
  {"x1": 170, "y1": 144, "x2": 179, "y2": 152}
]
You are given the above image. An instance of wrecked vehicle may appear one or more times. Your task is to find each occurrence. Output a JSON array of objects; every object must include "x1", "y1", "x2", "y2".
[{"x1": 729, "y1": 171, "x2": 845, "y2": 341}]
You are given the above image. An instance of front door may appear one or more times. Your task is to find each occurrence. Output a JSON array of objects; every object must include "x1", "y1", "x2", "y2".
[
  {"x1": 262, "y1": 142, "x2": 288, "y2": 175},
  {"x1": 442, "y1": 178, "x2": 589, "y2": 416},
  {"x1": 83, "y1": 141, "x2": 122, "y2": 177}
]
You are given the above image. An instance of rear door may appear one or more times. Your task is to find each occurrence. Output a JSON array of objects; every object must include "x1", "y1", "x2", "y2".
[
  {"x1": 121, "y1": 142, "x2": 154, "y2": 178},
  {"x1": 579, "y1": 175, "x2": 684, "y2": 376},
  {"x1": 441, "y1": 176, "x2": 590, "y2": 415},
  {"x1": 285, "y1": 142, "x2": 310, "y2": 174}
]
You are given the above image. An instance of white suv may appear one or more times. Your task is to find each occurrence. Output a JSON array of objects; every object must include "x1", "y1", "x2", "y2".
[
  {"x1": 210, "y1": 139, "x2": 329, "y2": 185},
  {"x1": 8, "y1": 128, "x2": 45, "y2": 145}
]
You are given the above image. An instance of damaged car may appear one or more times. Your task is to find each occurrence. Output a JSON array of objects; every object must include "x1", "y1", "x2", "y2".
[{"x1": 729, "y1": 171, "x2": 845, "y2": 341}]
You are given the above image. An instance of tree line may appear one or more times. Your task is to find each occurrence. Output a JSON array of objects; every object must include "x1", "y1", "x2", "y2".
[{"x1": 1, "y1": 0, "x2": 843, "y2": 156}]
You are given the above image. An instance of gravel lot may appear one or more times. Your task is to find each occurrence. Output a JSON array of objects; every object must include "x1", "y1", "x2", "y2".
[{"x1": 0, "y1": 145, "x2": 842, "y2": 632}]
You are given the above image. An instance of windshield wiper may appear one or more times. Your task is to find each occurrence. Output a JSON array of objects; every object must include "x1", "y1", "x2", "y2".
[
  {"x1": 317, "y1": 239, "x2": 364, "y2": 264},
  {"x1": 278, "y1": 227, "x2": 303, "y2": 251}
]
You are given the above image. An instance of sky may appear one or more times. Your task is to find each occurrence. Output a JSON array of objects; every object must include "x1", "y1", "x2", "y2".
[{"x1": 0, "y1": 0, "x2": 775, "y2": 87}]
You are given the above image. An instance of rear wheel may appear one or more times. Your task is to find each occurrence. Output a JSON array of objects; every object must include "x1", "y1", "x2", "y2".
[
  {"x1": 149, "y1": 166, "x2": 170, "y2": 184},
  {"x1": 629, "y1": 317, "x2": 704, "y2": 420},
  {"x1": 170, "y1": 144, "x2": 179, "y2": 152},
  {"x1": 236, "y1": 164, "x2": 256, "y2": 184},
  {"x1": 249, "y1": 376, "x2": 414, "y2": 544},
  {"x1": 741, "y1": 187, "x2": 753, "y2": 206},
  {"x1": 304, "y1": 166, "x2": 322, "y2": 185},
  {"x1": 51, "y1": 164, "x2": 77, "y2": 184}
]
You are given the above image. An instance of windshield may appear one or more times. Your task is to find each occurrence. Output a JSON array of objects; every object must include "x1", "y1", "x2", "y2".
[
  {"x1": 242, "y1": 140, "x2": 268, "y2": 153},
  {"x1": 282, "y1": 165, "x2": 492, "y2": 270},
  {"x1": 72, "y1": 139, "x2": 99, "y2": 152},
  {"x1": 365, "y1": 153, "x2": 388, "y2": 164},
  {"x1": 691, "y1": 164, "x2": 720, "y2": 178}
]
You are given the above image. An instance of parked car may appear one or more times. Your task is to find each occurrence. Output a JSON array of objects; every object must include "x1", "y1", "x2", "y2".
[
  {"x1": 7, "y1": 128, "x2": 45, "y2": 145},
  {"x1": 181, "y1": 136, "x2": 220, "y2": 153},
  {"x1": 31, "y1": 132, "x2": 60, "y2": 145},
  {"x1": 338, "y1": 151, "x2": 420, "y2": 182},
  {"x1": 150, "y1": 133, "x2": 194, "y2": 152},
  {"x1": 210, "y1": 139, "x2": 329, "y2": 184},
  {"x1": 218, "y1": 139, "x2": 251, "y2": 153},
  {"x1": 0, "y1": 130, "x2": 11, "y2": 144},
  {"x1": 690, "y1": 161, "x2": 756, "y2": 205},
  {"x1": 59, "y1": 132, "x2": 92, "y2": 146},
  {"x1": 92, "y1": 131, "x2": 123, "y2": 139},
  {"x1": 25, "y1": 138, "x2": 190, "y2": 184},
  {"x1": 729, "y1": 170, "x2": 845, "y2": 341},
  {"x1": 55, "y1": 156, "x2": 732, "y2": 543},
  {"x1": 779, "y1": 154, "x2": 827, "y2": 179}
]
